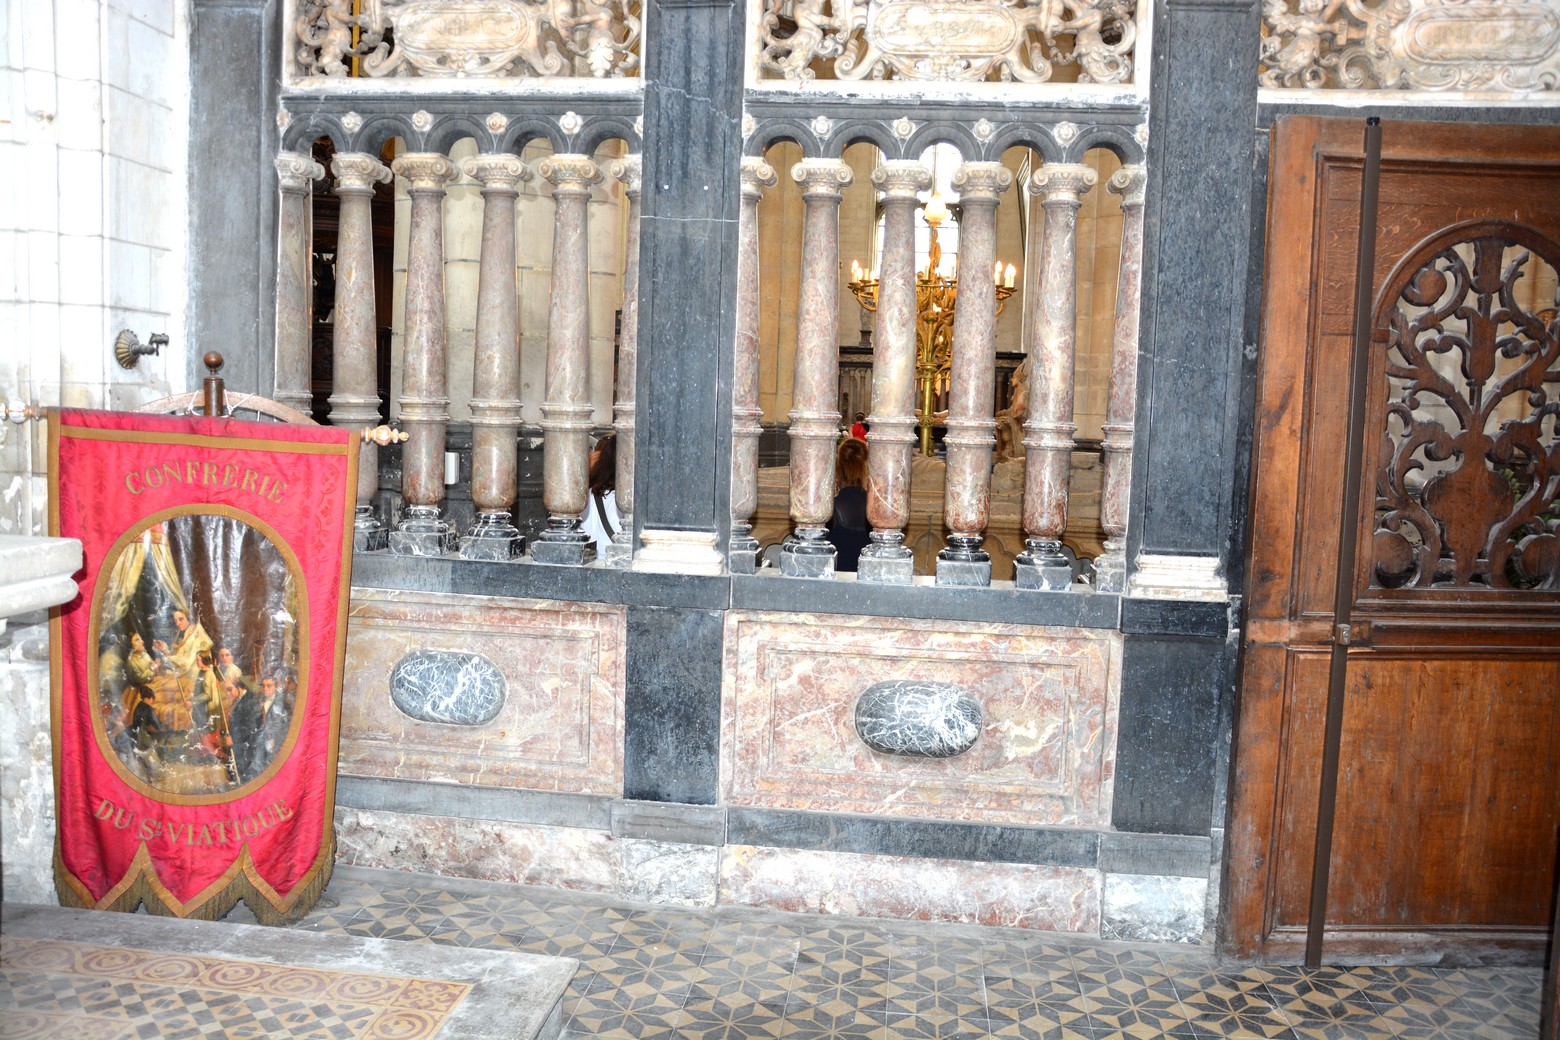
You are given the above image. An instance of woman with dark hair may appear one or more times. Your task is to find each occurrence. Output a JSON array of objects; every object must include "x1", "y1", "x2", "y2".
[
  {"x1": 827, "y1": 437, "x2": 871, "y2": 572},
  {"x1": 581, "y1": 434, "x2": 620, "y2": 550}
]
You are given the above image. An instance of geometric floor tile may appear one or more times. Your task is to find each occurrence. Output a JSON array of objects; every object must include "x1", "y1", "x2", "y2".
[{"x1": 10, "y1": 865, "x2": 1549, "y2": 1040}]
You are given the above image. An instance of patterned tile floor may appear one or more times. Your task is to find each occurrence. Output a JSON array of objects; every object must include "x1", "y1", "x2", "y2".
[{"x1": 290, "y1": 866, "x2": 1545, "y2": 1040}]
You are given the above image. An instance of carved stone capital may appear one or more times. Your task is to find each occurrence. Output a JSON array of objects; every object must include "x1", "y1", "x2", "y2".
[
  {"x1": 609, "y1": 154, "x2": 642, "y2": 196},
  {"x1": 872, "y1": 160, "x2": 932, "y2": 200},
  {"x1": 392, "y1": 152, "x2": 459, "y2": 191},
  {"x1": 1030, "y1": 164, "x2": 1098, "y2": 204},
  {"x1": 1107, "y1": 164, "x2": 1148, "y2": 207},
  {"x1": 275, "y1": 151, "x2": 325, "y2": 192},
  {"x1": 331, "y1": 152, "x2": 392, "y2": 192},
  {"x1": 951, "y1": 161, "x2": 1013, "y2": 201},
  {"x1": 461, "y1": 153, "x2": 531, "y2": 191},
  {"x1": 740, "y1": 156, "x2": 779, "y2": 199},
  {"x1": 791, "y1": 158, "x2": 854, "y2": 198},
  {"x1": 538, "y1": 153, "x2": 603, "y2": 192}
]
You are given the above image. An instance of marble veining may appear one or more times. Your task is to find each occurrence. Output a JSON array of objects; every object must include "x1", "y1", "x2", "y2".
[
  {"x1": 853, "y1": 680, "x2": 983, "y2": 758},
  {"x1": 390, "y1": 650, "x2": 507, "y2": 726}
]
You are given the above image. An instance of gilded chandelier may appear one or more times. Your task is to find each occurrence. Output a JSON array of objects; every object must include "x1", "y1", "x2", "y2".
[{"x1": 848, "y1": 196, "x2": 1016, "y2": 456}]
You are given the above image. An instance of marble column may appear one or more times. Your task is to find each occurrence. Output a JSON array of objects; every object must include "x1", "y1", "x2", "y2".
[
  {"x1": 730, "y1": 157, "x2": 779, "y2": 574},
  {"x1": 388, "y1": 152, "x2": 459, "y2": 557},
  {"x1": 937, "y1": 161, "x2": 1013, "y2": 587},
  {"x1": 328, "y1": 152, "x2": 393, "y2": 551},
  {"x1": 857, "y1": 160, "x2": 930, "y2": 585},
  {"x1": 531, "y1": 154, "x2": 603, "y2": 565},
  {"x1": 274, "y1": 151, "x2": 324, "y2": 415},
  {"x1": 1014, "y1": 163, "x2": 1096, "y2": 590},
  {"x1": 458, "y1": 153, "x2": 532, "y2": 562},
  {"x1": 604, "y1": 155, "x2": 642, "y2": 567},
  {"x1": 780, "y1": 158, "x2": 853, "y2": 578},
  {"x1": 1096, "y1": 164, "x2": 1148, "y2": 594}
]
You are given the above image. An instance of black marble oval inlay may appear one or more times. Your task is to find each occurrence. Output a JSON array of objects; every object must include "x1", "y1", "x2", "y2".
[
  {"x1": 853, "y1": 680, "x2": 983, "y2": 758},
  {"x1": 389, "y1": 650, "x2": 507, "y2": 726}
]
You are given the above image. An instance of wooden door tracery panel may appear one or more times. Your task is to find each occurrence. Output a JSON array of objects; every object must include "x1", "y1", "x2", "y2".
[{"x1": 1226, "y1": 117, "x2": 1560, "y2": 964}]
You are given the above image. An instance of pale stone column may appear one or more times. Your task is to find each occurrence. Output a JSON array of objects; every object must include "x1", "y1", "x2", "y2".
[
  {"x1": 1015, "y1": 163, "x2": 1097, "y2": 590},
  {"x1": 274, "y1": 151, "x2": 324, "y2": 415},
  {"x1": 458, "y1": 153, "x2": 532, "y2": 561},
  {"x1": 531, "y1": 154, "x2": 603, "y2": 565},
  {"x1": 857, "y1": 159, "x2": 930, "y2": 585},
  {"x1": 937, "y1": 161, "x2": 1013, "y2": 587},
  {"x1": 328, "y1": 152, "x2": 393, "y2": 551},
  {"x1": 603, "y1": 155, "x2": 642, "y2": 567},
  {"x1": 780, "y1": 158, "x2": 853, "y2": 578},
  {"x1": 730, "y1": 157, "x2": 779, "y2": 574},
  {"x1": 1096, "y1": 164, "x2": 1148, "y2": 594},
  {"x1": 388, "y1": 153, "x2": 459, "y2": 556}
]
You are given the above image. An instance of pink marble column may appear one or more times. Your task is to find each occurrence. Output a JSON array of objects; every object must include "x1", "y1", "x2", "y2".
[
  {"x1": 274, "y1": 150, "x2": 324, "y2": 415},
  {"x1": 388, "y1": 152, "x2": 459, "y2": 556},
  {"x1": 459, "y1": 153, "x2": 532, "y2": 562},
  {"x1": 1015, "y1": 163, "x2": 1096, "y2": 590},
  {"x1": 857, "y1": 159, "x2": 930, "y2": 585},
  {"x1": 328, "y1": 152, "x2": 393, "y2": 551},
  {"x1": 603, "y1": 154, "x2": 641, "y2": 567},
  {"x1": 937, "y1": 161, "x2": 1013, "y2": 587},
  {"x1": 1095, "y1": 164, "x2": 1148, "y2": 593},
  {"x1": 780, "y1": 158, "x2": 853, "y2": 578},
  {"x1": 731, "y1": 156, "x2": 778, "y2": 574},
  {"x1": 531, "y1": 154, "x2": 603, "y2": 566}
]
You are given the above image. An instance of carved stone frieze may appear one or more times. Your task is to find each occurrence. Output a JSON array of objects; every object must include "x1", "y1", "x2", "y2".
[
  {"x1": 1259, "y1": 0, "x2": 1560, "y2": 92},
  {"x1": 289, "y1": 0, "x2": 642, "y2": 80},
  {"x1": 758, "y1": 0, "x2": 1137, "y2": 84}
]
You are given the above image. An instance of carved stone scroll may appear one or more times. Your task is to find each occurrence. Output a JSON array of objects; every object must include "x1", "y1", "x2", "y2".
[
  {"x1": 759, "y1": 0, "x2": 1137, "y2": 84},
  {"x1": 290, "y1": 0, "x2": 642, "y2": 80},
  {"x1": 1259, "y1": 0, "x2": 1560, "y2": 92},
  {"x1": 1371, "y1": 222, "x2": 1559, "y2": 592}
]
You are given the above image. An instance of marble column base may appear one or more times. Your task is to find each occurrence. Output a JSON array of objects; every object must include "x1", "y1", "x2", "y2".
[
  {"x1": 936, "y1": 557, "x2": 992, "y2": 587},
  {"x1": 531, "y1": 518, "x2": 596, "y2": 566},
  {"x1": 1014, "y1": 539, "x2": 1074, "y2": 591},
  {"x1": 780, "y1": 528, "x2": 835, "y2": 579},
  {"x1": 388, "y1": 505, "x2": 456, "y2": 557},
  {"x1": 601, "y1": 530, "x2": 632, "y2": 568},
  {"x1": 857, "y1": 531, "x2": 912, "y2": 585},
  {"x1": 1093, "y1": 548, "x2": 1127, "y2": 594},
  {"x1": 353, "y1": 506, "x2": 389, "y2": 553},
  {"x1": 729, "y1": 526, "x2": 759, "y2": 575},
  {"x1": 459, "y1": 512, "x2": 526, "y2": 561}
]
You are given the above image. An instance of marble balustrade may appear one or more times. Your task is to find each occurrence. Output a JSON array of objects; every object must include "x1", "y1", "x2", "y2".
[
  {"x1": 740, "y1": 150, "x2": 1140, "y2": 590},
  {"x1": 276, "y1": 147, "x2": 642, "y2": 566}
]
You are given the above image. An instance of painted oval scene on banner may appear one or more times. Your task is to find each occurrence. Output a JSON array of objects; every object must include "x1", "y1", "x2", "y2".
[{"x1": 92, "y1": 511, "x2": 305, "y2": 797}]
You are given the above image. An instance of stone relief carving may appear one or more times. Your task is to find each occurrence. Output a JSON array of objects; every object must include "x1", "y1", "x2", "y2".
[
  {"x1": 291, "y1": 0, "x2": 641, "y2": 79},
  {"x1": 1259, "y1": 0, "x2": 1560, "y2": 91},
  {"x1": 758, "y1": 0, "x2": 1136, "y2": 83}
]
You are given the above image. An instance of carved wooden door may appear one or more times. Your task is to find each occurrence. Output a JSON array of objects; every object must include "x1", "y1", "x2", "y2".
[{"x1": 1227, "y1": 116, "x2": 1560, "y2": 962}]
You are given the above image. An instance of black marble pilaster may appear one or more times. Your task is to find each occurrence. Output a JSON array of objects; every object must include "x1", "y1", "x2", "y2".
[
  {"x1": 1112, "y1": 633, "x2": 1227, "y2": 835},
  {"x1": 624, "y1": 605, "x2": 724, "y2": 804},
  {"x1": 187, "y1": 0, "x2": 279, "y2": 395},
  {"x1": 631, "y1": 0, "x2": 746, "y2": 552},
  {"x1": 1126, "y1": 0, "x2": 1261, "y2": 569}
]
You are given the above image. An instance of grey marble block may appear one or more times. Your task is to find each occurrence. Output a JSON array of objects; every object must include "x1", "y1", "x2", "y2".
[
  {"x1": 530, "y1": 538, "x2": 596, "y2": 566},
  {"x1": 935, "y1": 558, "x2": 992, "y2": 587},
  {"x1": 1014, "y1": 558, "x2": 1074, "y2": 591},
  {"x1": 1093, "y1": 554, "x2": 1126, "y2": 594},
  {"x1": 728, "y1": 548, "x2": 758, "y2": 575},
  {"x1": 388, "y1": 528, "x2": 456, "y2": 556},
  {"x1": 353, "y1": 526, "x2": 389, "y2": 553},
  {"x1": 389, "y1": 649, "x2": 508, "y2": 726},
  {"x1": 856, "y1": 555, "x2": 913, "y2": 584},
  {"x1": 853, "y1": 680, "x2": 983, "y2": 758},
  {"x1": 459, "y1": 530, "x2": 526, "y2": 561},
  {"x1": 1101, "y1": 873, "x2": 1208, "y2": 945},
  {"x1": 780, "y1": 539, "x2": 835, "y2": 578},
  {"x1": 601, "y1": 537, "x2": 632, "y2": 568}
]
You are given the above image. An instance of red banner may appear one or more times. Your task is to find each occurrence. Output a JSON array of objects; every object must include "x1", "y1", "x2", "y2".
[{"x1": 49, "y1": 408, "x2": 357, "y2": 923}]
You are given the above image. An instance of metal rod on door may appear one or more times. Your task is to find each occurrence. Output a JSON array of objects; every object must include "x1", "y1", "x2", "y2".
[{"x1": 1306, "y1": 116, "x2": 1383, "y2": 968}]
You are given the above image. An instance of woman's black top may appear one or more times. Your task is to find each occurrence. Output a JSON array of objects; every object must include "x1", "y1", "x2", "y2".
[{"x1": 827, "y1": 485, "x2": 870, "y2": 572}]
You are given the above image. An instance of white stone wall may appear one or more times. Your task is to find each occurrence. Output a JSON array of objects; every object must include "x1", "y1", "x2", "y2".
[{"x1": 0, "y1": 0, "x2": 190, "y2": 903}]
